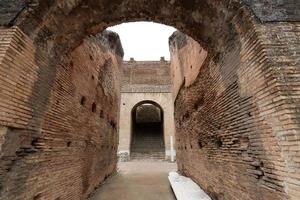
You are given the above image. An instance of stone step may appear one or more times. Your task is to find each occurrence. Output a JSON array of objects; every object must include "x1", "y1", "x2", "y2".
[
  {"x1": 132, "y1": 151, "x2": 165, "y2": 155},
  {"x1": 132, "y1": 155, "x2": 165, "y2": 157},
  {"x1": 132, "y1": 143, "x2": 164, "y2": 147},
  {"x1": 131, "y1": 152, "x2": 165, "y2": 160},
  {"x1": 131, "y1": 154, "x2": 165, "y2": 160},
  {"x1": 132, "y1": 148, "x2": 164, "y2": 152},
  {"x1": 131, "y1": 133, "x2": 165, "y2": 160},
  {"x1": 132, "y1": 149, "x2": 164, "y2": 152},
  {"x1": 131, "y1": 158, "x2": 165, "y2": 161},
  {"x1": 132, "y1": 145, "x2": 164, "y2": 148},
  {"x1": 131, "y1": 153, "x2": 165, "y2": 157}
]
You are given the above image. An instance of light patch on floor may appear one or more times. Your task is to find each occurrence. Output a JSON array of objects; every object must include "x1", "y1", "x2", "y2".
[{"x1": 90, "y1": 161, "x2": 177, "y2": 200}]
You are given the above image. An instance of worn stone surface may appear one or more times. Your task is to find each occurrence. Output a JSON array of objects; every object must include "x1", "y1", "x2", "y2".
[
  {"x1": 172, "y1": 22, "x2": 300, "y2": 200},
  {"x1": 90, "y1": 161, "x2": 177, "y2": 200},
  {"x1": 244, "y1": 0, "x2": 300, "y2": 21},
  {"x1": 0, "y1": 28, "x2": 123, "y2": 200}
]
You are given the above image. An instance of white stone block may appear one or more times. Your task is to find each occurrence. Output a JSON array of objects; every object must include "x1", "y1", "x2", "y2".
[{"x1": 168, "y1": 172, "x2": 212, "y2": 200}]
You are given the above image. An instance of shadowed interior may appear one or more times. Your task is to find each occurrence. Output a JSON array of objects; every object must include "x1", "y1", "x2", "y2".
[{"x1": 131, "y1": 102, "x2": 165, "y2": 160}]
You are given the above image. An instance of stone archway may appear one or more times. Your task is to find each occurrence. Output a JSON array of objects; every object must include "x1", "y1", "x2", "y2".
[
  {"x1": 119, "y1": 93, "x2": 175, "y2": 162},
  {"x1": 130, "y1": 101, "x2": 165, "y2": 160},
  {"x1": 0, "y1": 1, "x2": 299, "y2": 200},
  {"x1": 3, "y1": 0, "x2": 258, "y2": 59}
]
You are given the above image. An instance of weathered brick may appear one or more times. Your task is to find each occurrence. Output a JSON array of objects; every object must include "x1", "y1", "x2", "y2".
[
  {"x1": 0, "y1": 28, "x2": 122, "y2": 200},
  {"x1": 171, "y1": 20, "x2": 300, "y2": 200}
]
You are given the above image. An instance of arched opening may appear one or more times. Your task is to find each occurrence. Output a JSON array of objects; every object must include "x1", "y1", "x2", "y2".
[
  {"x1": 0, "y1": 1, "x2": 298, "y2": 200},
  {"x1": 130, "y1": 101, "x2": 165, "y2": 160}
]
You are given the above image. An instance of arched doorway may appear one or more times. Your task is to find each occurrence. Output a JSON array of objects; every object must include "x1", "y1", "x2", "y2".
[{"x1": 130, "y1": 101, "x2": 165, "y2": 160}]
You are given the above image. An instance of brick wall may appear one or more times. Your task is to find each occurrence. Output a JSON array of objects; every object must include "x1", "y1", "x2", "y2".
[
  {"x1": 0, "y1": 1, "x2": 299, "y2": 27},
  {"x1": 0, "y1": 0, "x2": 27, "y2": 25},
  {"x1": 0, "y1": 27, "x2": 122, "y2": 200},
  {"x1": 119, "y1": 59, "x2": 175, "y2": 160},
  {"x1": 172, "y1": 19, "x2": 300, "y2": 200},
  {"x1": 0, "y1": 1, "x2": 299, "y2": 199},
  {"x1": 244, "y1": 0, "x2": 300, "y2": 21},
  {"x1": 169, "y1": 32, "x2": 207, "y2": 100},
  {"x1": 122, "y1": 60, "x2": 172, "y2": 93}
]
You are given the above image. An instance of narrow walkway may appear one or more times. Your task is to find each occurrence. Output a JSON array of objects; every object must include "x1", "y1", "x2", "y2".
[{"x1": 90, "y1": 161, "x2": 177, "y2": 200}]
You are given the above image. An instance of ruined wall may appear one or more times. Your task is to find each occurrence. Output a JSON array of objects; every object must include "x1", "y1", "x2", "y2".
[
  {"x1": 171, "y1": 21, "x2": 300, "y2": 200},
  {"x1": 244, "y1": 0, "x2": 300, "y2": 22},
  {"x1": 0, "y1": 0, "x2": 299, "y2": 199},
  {"x1": 0, "y1": 28, "x2": 123, "y2": 200},
  {"x1": 122, "y1": 60, "x2": 172, "y2": 93},
  {"x1": 119, "y1": 92, "x2": 175, "y2": 160},
  {"x1": 119, "y1": 60, "x2": 175, "y2": 160},
  {"x1": 0, "y1": 1, "x2": 298, "y2": 56},
  {"x1": 169, "y1": 32, "x2": 207, "y2": 100}
]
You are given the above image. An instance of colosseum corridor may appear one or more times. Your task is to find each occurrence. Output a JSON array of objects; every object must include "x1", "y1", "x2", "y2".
[
  {"x1": 0, "y1": 1, "x2": 300, "y2": 200},
  {"x1": 118, "y1": 58, "x2": 176, "y2": 162}
]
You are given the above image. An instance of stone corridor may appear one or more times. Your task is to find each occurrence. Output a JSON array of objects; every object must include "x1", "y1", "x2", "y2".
[{"x1": 0, "y1": 1, "x2": 299, "y2": 200}]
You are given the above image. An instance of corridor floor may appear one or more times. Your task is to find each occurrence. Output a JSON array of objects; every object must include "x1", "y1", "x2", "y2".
[{"x1": 90, "y1": 161, "x2": 177, "y2": 200}]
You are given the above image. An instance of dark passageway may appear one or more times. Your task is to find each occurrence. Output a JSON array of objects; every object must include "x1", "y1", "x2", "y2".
[{"x1": 131, "y1": 103, "x2": 165, "y2": 160}]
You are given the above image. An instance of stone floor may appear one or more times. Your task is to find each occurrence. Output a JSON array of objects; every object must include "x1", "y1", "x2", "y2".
[{"x1": 90, "y1": 161, "x2": 177, "y2": 200}]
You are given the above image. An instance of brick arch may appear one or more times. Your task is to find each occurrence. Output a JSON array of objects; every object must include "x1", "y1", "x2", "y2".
[
  {"x1": 131, "y1": 100, "x2": 163, "y2": 114},
  {"x1": 131, "y1": 100, "x2": 165, "y2": 138},
  {"x1": 8, "y1": 0, "x2": 254, "y2": 57},
  {"x1": 0, "y1": 1, "x2": 299, "y2": 200},
  {"x1": 119, "y1": 93, "x2": 175, "y2": 162},
  {"x1": 130, "y1": 100, "x2": 165, "y2": 159}
]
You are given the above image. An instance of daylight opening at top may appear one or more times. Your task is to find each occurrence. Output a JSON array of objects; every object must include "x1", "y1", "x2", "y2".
[{"x1": 107, "y1": 22, "x2": 176, "y2": 61}]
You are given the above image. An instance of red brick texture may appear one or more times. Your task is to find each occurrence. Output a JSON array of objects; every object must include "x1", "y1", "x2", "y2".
[
  {"x1": 172, "y1": 19, "x2": 300, "y2": 200},
  {"x1": 0, "y1": 4, "x2": 299, "y2": 200},
  {"x1": 0, "y1": 27, "x2": 122, "y2": 200}
]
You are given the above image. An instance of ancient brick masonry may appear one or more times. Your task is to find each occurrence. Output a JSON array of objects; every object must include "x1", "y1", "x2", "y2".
[
  {"x1": 118, "y1": 59, "x2": 175, "y2": 161},
  {"x1": 171, "y1": 20, "x2": 300, "y2": 200},
  {"x1": 0, "y1": 28, "x2": 123, "y2": 200},
  {"x1": 0, "y1": 0, "x2": 299, "y2": 200},
  {"x1": 243, "y1": 0, "x2": 300, "y2": 22}
]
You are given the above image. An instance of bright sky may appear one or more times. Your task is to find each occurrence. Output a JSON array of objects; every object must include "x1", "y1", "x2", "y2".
[{"x1": 107, "y1": 22, "x2": 176, "y2": 61}]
